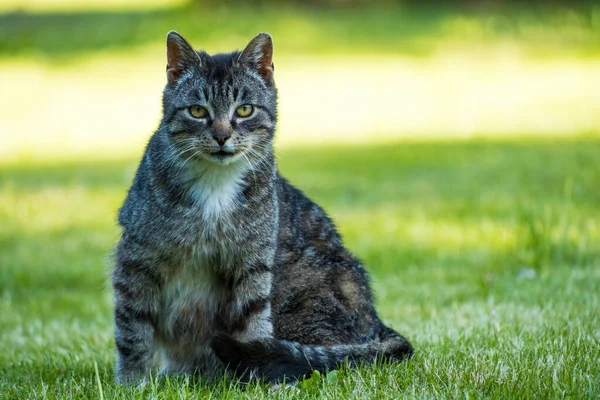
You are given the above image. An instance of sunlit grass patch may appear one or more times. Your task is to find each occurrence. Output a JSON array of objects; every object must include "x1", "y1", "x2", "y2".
[{"x1": 2, "y1": 54, "x2": 599, "y2": 164}]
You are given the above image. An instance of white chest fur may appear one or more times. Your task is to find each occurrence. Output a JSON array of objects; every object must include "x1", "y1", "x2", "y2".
[{"x1": 188, "y1": 161, "x2": 247, "y2": 220}]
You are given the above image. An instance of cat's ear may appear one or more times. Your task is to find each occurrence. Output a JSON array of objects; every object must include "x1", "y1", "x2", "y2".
[
  {"x1": 239, "y1": 32, "x2": 274, "y2": 83},
  {"x1": 166, "y1": 31, "x2": 201, "y2": 84}
]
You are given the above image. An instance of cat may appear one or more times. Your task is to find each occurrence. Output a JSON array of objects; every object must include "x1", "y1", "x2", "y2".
[{"x1": 112, "y1": 30, "x2": 413, "y2": 385}]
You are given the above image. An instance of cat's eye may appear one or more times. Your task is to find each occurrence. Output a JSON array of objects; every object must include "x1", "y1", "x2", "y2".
[
  {"x1": 235, "y1": 104, "x2": 254, "y2": 118},
  {"x1": 189, "y1": 105, "x2": 208, "y2": 119}
]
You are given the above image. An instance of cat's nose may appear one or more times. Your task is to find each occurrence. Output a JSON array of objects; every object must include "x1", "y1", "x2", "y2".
[
  {"x1": 212, "y1": 121, "x2": 232, "y2": 146},
  {"x1": 212, "y1": 130, "x2": 231, "y2": 146}
]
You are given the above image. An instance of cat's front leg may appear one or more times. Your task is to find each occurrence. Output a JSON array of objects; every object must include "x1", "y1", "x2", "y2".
[
  {"x1": 228, "y1": 261, "x2": 274, "y2": 342},
  {"x1": 112, "y1": 257, "x2": 160, "y2": 385}
]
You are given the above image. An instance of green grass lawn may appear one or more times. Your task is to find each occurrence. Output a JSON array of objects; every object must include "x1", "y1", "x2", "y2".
[{"x1": 1, "y1": 137, "x2": 599, "y2": 399}]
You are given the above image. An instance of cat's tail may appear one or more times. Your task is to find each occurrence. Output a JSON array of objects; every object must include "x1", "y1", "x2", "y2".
[{"x1": 210, "y1": 327, "x2": 413, "y2": 383}]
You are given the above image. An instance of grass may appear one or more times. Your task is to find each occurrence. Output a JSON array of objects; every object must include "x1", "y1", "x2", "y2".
[
  {"x1": 1, "y1": 0, "x2": 599, "y2": 397},
  {"x1": 2, "y1": 48, "x2": 600, "y2": 163},
  {"x1": 0, "y1": 0, "x2": 598, "y2": 62},
  {"x1": 2, "y1": 0, "x2": 600, "y2": 163},
  {"x1": 1, "y1": 137, "x2": 599, "y2": 399}
]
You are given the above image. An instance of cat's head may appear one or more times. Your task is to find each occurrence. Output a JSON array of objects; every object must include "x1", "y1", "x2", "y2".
[{"x1": 161, "y1": 31, "x2": 277, "y2": 168}]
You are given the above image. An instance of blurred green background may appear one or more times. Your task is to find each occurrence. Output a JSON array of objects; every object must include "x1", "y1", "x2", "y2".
[
  {"x1": 1, "y1": 0, "x2": 599, "y2": 160},
  {"x1": 1, "y1": 0, "x2": 599, "y2": 398}
]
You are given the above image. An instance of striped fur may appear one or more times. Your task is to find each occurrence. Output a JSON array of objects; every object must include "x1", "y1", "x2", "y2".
[
  {"x1": 112, "y1": 31, "x2": 412, "y2": 386},
  {"x1": 212, "y1": 326, "x2": 413, "y2": 383}
]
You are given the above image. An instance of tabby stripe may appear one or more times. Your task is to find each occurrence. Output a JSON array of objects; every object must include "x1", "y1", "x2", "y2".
[
  {"x1": 113, "y1": 280, "x2": 135, "y2": 299},
  {"x1": 115, "y1": 341, "x2": 135, "y2": 358},
  {"x1": 237, "y1": 263, "x2": 271, "y2": 285},
  {"x1": 235, "y1": 273, "x2": 272, "y2": 310},
  {"x1": 262, "y1": 107, "x2": 276, "y2": 122},
  {"x1": 115, "y1": 336, "x2": 148, "y2": 363},
  {"x1": 230, "y1": 298, "x2": 269, "y2": 332},
  {"x1": 115, "y1": 307, "x2": 133, "y2": 326},
  {"x1": 243, "y1": 298, "x2": 269, "y2": 319},
  {"x1": 115, "y1": 303, "x2": 156, "y2": 327},
  {"x1": 327, "y1": 349, "x2": 339, "y2": 366},
  {"x1": 255, "y1": 124, "x2": 273, "y2": 131},
  {"x1": 120, "y1": 259, "x2": 162, "y2": 287},
  {"x1": 164, "y1": 108, "x2": 180, "y2": 124}
]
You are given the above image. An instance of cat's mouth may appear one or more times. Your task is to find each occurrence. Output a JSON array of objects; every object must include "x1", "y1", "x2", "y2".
[
  {"x1": 206, "y1": 149, "x2": 239, "y2": 164},
  {"x1": 211, "y1": 150, "x2": 235, "y2": 158}
]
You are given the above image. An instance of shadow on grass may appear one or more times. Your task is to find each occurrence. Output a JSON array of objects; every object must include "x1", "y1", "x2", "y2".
[{"x1": 0, "y1": 0, "x2": 598, "y2": 61}]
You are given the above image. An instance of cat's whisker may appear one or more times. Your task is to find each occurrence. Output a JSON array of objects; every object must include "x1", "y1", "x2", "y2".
[
  {"x1": 240, "y1": 151, "x2": 259, "y2": 183},
  {"x1": 169, "y1": 140, "x2": 198, "y2": 169},
  {"x1": 173, "y1": 145, "x2": 196, "y2": 164},
  {"x1": 244, "y1": 146, "x2": 271, "y2": 173},
  {"x1": 178, "y1": 149, "x2": 202, "y2": 174}
]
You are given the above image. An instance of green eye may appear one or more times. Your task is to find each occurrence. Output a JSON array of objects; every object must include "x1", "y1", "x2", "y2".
[
  {"x1": 235, "y1": 104, "x2": 254, "y2": 118},
  {"x1": 189, "y1": 105, "x2": 208, "y2": 118}
]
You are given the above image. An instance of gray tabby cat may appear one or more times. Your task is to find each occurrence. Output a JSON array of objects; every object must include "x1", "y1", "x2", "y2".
[{"x1": 112, "y1": 31, "x2": 413, "y2": 385}]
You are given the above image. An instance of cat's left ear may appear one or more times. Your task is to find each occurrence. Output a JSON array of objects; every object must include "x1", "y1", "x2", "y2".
[
  {"x1": 239, "y1": 33, "x2": 274, "y2": 83},
  {"x1": 166, "y1": 31, "x2": 201, "y2": 85}
]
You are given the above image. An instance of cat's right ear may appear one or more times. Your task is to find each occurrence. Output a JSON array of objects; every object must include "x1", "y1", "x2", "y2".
[{"x1": 166, "y1": 31, "x2": 201, "y2": 85}]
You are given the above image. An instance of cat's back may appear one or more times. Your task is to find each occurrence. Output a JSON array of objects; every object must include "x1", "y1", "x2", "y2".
[{"x1": 275, "y1": 174, "x2": 343, "y2": 250}]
